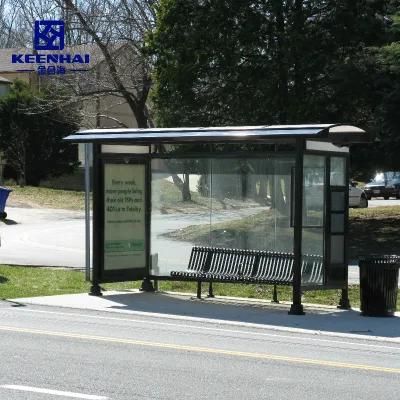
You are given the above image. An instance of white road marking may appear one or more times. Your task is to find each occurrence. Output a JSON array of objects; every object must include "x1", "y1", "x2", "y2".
[
  {"x1": 8, "y1": 307, "x2": 400, "y2": 352},
  {"x1": 0, "y1": 385, "x2": 108, "y2": 399}
]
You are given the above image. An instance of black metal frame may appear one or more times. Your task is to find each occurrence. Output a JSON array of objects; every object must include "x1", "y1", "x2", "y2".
[{"x1": 91, "y1": 149, "x2": 151, "y2": 293}]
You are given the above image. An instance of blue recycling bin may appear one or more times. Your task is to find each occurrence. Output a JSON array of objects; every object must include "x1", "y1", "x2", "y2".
[{"x1": 0, "y1": 186, "x2": 12, "y2": 219}]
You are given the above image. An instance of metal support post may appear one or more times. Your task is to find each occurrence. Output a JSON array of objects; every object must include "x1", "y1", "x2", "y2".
[
  {"x1": 338, "y1": 288, "x2": 351, "y2": 309},
  {"x1": 89, "y1": 144, "x2": 102, "y2": 297},
  {"x1": 289, "y1": 139, "x2": 305, "y2": 315},
  {"x1": 84, "y1": 143, "x2": 92, "y2": 282}
]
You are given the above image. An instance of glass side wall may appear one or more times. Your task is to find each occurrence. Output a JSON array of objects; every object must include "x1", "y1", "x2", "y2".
[
  {"x1": 150, "y1": 157, "x2": 295, "y2": 276},
  {"x1": 302, "y1": 154, "x2": 326, "y2": 286}
]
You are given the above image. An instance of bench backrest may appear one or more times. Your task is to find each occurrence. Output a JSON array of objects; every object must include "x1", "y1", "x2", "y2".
[
  {"x1": 254, "y1": 251, "x2": 294, "y2": 281},
  {"x1": 188, "y1": 246, "x2": 323, "y2": 285},
  {"x1": 207, "y1": 248, "x2": 258, "y2": 277}
]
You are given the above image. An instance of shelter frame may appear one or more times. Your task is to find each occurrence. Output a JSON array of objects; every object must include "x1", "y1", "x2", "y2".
[{"x1": 65, "y1": 124, "x2": 367, "y2": 314}]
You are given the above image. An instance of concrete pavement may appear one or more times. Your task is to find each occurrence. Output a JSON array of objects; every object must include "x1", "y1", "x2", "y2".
[
  {"x1": 12, "y1": 290, "x2": 400, "y2": 343},
  {"x1": 0, "y1": 207, "x2": 85, "y2": 267}
]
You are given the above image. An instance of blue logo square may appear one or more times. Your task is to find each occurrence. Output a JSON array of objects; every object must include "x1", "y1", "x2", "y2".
[{"x1": 34, "y1": 20, "x2": 65, "y2": 50}]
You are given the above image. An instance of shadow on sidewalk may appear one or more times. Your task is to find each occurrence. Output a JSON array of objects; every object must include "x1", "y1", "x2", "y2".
[
  {"x1": 0, "y1": 218, "x2": 18, "y2": 225},
  {"x1": 102, "y1": 291, "x2": 400, "y2": 340}
]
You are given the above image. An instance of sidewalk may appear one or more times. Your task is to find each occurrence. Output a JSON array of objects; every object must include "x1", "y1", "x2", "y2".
[{"x1": 13, "y1": 290, "x2": 400, "y2": 343}]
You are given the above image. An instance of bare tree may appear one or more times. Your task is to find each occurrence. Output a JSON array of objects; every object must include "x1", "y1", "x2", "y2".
[
  {"x1": 1, "y1": 0, "x2": 157, "y2": 128},
  {"x1": 55, "y1": 0, "x2": 157, "y2": 128}
]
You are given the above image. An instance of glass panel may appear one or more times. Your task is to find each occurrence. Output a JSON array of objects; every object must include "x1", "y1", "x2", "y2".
[
  {"x1": 302, "y1": 228, "x2": 324, "y2": 286},
  {"x1": 330, "y1": 157, "x2": 346, "y2": 186},
  {"x1": 302, "y1": 228, "x2": 324, "y2": 255},
  {"x1": 330, "y1": 235, "x2": 344, "y2": 263},
  {"x1": 303, "y1": 155, "x2": 325, "y2": 227},
  {"x1": 151, "y1": 158, "x2": 211, "y2": 276},
  {"x1": 331, "y1": 192, "x2": 345, "y2": 212},
  {"x1": 331, "y1": 214, "x2": 344, "y2": 233},
  {"x1": 209, "y1": 157, "x2": 295, "y2": 252},
  {"x1": 150, "y1": 156, "x2": 296, "y2": 276}
]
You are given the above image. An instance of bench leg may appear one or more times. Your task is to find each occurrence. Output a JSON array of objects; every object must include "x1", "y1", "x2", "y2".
[
  {"x1": 272, "y1": 285, "x2": 279, "y2": 303},
  {"x1": 197, "y1": 281, "x2": 202, "y2": 299},
  {"x1": 207, "y1": 282, "x2": 214, "y2": 298}
]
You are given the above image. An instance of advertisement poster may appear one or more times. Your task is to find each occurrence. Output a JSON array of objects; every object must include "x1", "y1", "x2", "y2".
[{"x1": 103, "y1": 163, "x2": 146, "y2": 271}]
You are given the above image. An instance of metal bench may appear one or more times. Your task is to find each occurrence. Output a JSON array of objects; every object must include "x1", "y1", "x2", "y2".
[{"x1": 170, "y1": 246, "x2": 324, "y2": 300}]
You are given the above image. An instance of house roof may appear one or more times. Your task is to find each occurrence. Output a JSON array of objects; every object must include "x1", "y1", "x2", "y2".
[
  {"x1": 64, "y1": 124, "x2": 368, "y2": 145},
  {"x1": 0, "y1": 75, "x2": 12, "y2": 84}
]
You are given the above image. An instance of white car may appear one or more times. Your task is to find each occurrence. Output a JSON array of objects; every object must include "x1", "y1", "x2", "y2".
[{"x1": 349, "y1": 183, "x2": 368, "y2": 208}]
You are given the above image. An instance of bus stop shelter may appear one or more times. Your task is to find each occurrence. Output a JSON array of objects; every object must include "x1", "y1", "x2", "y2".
[{"x1": 64, "y1": 124, "x2": 368, "y2": 315}]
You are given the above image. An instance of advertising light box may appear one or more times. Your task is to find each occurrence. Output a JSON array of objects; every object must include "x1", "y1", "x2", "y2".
[{"x1": 103, "y1": 163, "x2": 147, "y2": 274}]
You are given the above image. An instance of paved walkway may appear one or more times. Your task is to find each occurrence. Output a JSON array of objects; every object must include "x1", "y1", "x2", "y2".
[{"x1": 12, "y1": 290, "x2": 400, "y2": 343}]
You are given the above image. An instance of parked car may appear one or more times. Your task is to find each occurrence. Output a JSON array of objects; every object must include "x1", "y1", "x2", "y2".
[
  {"x1": 349, "y1": 182, "x2": 368, "y2": 208},
  {"x1": 363, "y1": 172, "x2": 400, "y2": 200},
  {"x1": 305, "y1": 181, "x2": 367, "y2": 208}
]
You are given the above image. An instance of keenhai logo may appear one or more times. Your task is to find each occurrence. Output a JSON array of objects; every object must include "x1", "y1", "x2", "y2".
[{"x1": 12, "y1": 20, "x2": 90, "y2": 75}]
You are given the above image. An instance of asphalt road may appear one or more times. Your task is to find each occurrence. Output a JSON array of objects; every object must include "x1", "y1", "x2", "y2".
[
  {"x1": 0, "y1": 301, "x2": 399, "y2": 400},
  {"x1": 0, "y1": 206, "x2": 268, "y2": 270}
]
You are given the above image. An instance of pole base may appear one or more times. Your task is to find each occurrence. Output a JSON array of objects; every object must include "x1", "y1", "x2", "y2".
[
  {"x1": 140, "y1": 278, "x2": 155, "y2": 292},
  {"x1": 337, "y1": 297, "x2": 351, "y2": 310},
  {"x1": 288, "y1": 303, "x2": 305, "y2": 315},
  {"x1": 89, "y1": 284, "x2": 103, "y2": 296}
]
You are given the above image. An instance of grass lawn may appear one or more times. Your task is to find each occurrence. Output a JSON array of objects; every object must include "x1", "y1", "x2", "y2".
[
  {"x1": 6, "y1": 185, "x2": 85, "y2": 210},
  {"x1": 349, "y1": 206, "x2": 400, "y2": 258},
  {"x1": 0, "y1": 265, "x2": 141, "y2": 299}
]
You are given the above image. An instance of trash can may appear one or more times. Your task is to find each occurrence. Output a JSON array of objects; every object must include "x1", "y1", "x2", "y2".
[
  {"x1": 359, "y1": 255, "x2": 400, "y2": 317},
  {"x1": 0, "y1": 186, "x2": 12, "y2": 219}
]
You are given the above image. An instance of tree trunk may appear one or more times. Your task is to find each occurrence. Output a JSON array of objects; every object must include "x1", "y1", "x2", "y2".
[
  {"x1": 182, "y1": 173, "x2": 191, "y2": 201},
  {"x1": 171, "y1": 173, "x2": 192, "y2": 202}
]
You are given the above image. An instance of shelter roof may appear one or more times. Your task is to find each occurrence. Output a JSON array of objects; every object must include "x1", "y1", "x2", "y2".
[{"x1": 64, "y1": 124, "x2": 368, "y2": 145}]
